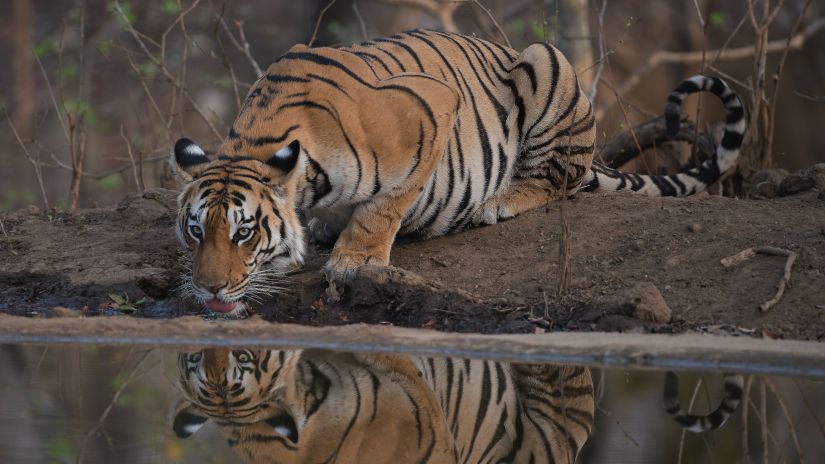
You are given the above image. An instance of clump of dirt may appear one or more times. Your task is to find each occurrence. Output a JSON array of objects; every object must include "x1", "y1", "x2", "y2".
[{"x1": 1, "y1": 186, "x2": 824, "y2": 340}]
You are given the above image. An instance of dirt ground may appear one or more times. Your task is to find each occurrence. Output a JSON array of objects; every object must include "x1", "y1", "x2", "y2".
[{"x1": 1, "y1": 187, "x2": 823, "y2": 340}]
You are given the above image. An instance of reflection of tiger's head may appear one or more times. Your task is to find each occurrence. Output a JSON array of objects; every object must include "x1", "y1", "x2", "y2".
[
  {"x1": 171, "y1": 139, "x2": 306, "y2": 314},
  {"x1": 174, "y1": 348, "x2": 300, "y2": 441}
]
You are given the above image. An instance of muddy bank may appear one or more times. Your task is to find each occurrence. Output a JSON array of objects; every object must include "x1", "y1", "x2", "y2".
[{"x1": 1, "y1": 188, "x2": 824, "y2": 340}]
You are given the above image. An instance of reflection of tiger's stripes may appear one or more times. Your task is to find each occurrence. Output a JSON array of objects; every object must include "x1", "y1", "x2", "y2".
[
  {"x1": 663, "y1": 372, "x2": 744, "y2": 432},
  {"x1": 175, "y1": 349, "x2": 595, "y2": 463},
  {"x1": 416, "y1": 359, "x2": 595, "y2": 463}
]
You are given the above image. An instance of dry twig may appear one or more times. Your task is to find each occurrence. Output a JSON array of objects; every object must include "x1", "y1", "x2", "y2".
[
  {"x1": 677, "y1": 376, "x2": 706, "y2": 464},
  {"x1": 76, "y1": 349, "x2": 153, "y2": 463},
  {"x1": 212, "y1": 3, "x2": 264, "y2": 77},
  {"x1": 353, "y1": 0, "x2": 369, "y2": 40},
  {"x1": 0, "y1": 217, "x2": 17, "y2": 256},
  {"x1": 120, "y1": 124, "x2": 144, "y2": 191},
  {"x1": 588, "y1": 0, "x2": 608, "y2": 101},
  {"x1": 309, "y1": 0, "x2": 339, "y2": 47},
  {"x1": 5, "y1": 109, "x2": 50, "y2": 209},
  {"x1": 794, "y1": 90, "x2": 825, "y2": 103},
  {"x1": 720, "y1": 246, "x2": 798, "y2": 312},
  {"x1": 764, "y1": 378, "x2": 805, "y2": 463}
]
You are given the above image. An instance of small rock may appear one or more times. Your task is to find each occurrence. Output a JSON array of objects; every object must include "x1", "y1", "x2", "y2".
[
  {"x1": 690, "y1": 191, "x2": 711, "y2": 200},
  {"x1": 622, "y1": 282, "x2": 672, "y2": 324},
  {"x1": 26, "y1": 205, "x2": 41, "y2": 215},
  {"x1": 688, "y1": 223, "x2": 702, "y2": 233},
  {"x1": 749, "y1": 169, "x2": 789, "y2": 198},
  {"x1": 779, "y1": 173, "x2": 815, "y2": 196},
  {"x1": 48, "y1": 306, "x2": 82, "y2": 318},
  {"x1": 778, "y1": 165, "x2": 825, "y2": 196}
]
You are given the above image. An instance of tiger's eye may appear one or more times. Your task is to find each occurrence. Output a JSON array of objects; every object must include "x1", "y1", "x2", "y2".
[
  {"x1": 188, "y1": 352, "x2": 202, "y2": 363},
  {"x1": 236, "y1": 353, "x2": 251, "y2": 363},
  {"x1": 189, "y1": 225, "x2": 203, "y2": 238},
  {"x1": 238, "y1": 228, "x2": 251, "y2": 237}
]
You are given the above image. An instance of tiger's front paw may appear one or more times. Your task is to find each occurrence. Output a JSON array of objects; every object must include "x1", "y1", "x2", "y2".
[
  {"x1": 322, "y1": 249, "x2": 382, "y2": 302},
  {"x1": 470, "y1": 202, "x2": 512, "y2": 226}
]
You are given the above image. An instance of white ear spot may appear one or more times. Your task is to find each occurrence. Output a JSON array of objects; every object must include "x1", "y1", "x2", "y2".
[
  {"x1": 275, "y1": 146, "x2": 293, "y2": 159},
  {"x1": 183, "y1": 422, "x2": 205, "y2": 435},
  {"x1": 273, "y1": 425, "x2": 292, "y2": 437},
  {"x1": 184, "y1": 144, "x2": 206, "y2": 157}
]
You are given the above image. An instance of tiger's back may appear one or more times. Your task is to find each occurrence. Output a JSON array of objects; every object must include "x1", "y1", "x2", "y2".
[{"x1": 221, "y1": 29, "x2": 593, "y2": 238}]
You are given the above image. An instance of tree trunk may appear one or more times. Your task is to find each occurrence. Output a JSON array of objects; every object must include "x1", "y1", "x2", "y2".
[{"x1": 12, "y1": 0, "x2": 34, "y2": 136}]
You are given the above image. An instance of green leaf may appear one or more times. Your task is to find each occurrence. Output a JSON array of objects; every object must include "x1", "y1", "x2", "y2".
[
  {"x1": 98, "y1": 174, "x2": 122, "y2": 190},
  {"x1": 161, "y1": 0, "x2": 180, "y2": 14},
  {"x1": 46, "y1": 437, "x2": 76, "y2": 462},
  {"x1": 97, "y1": 39, "x2": 112, "y2": 57},
  {"x1": 137, "y1": 60, "x2": 158, "y2": 79},
  {"x1": 109, "y1": 293, "x2": 126, "y2": 305},
  {"x1": 530, "y1": 22, "x2": 546, "y2": 41},
  {"x1": 107, "y1": 1, "x2": 136, "y2": 27},
  {"x1": 33, "y1": 40, "x2": 56, "y2": 58},
  {"x1": 709, "y1": 11, "x2": 726, "y2": 28}
]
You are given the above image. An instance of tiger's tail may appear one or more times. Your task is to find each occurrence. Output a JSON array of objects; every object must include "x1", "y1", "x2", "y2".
[
  {"x1": 663, "y1": 371, "x2": 744, "y2": 432},
  {"x1": 581, "y1": 75, "x2": 747, "y2": 196}
]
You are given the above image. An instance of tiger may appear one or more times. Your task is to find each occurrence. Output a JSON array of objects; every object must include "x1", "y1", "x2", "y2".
[
  {"x1": 663, "y1": 372, "x2": 744, "y2": 432},
  {"x1": 170, "y1": 29, "x2": 747, "y2": 313},
  {"x1": 172, "y1": 348, "x2": 595, "y2": 463}
]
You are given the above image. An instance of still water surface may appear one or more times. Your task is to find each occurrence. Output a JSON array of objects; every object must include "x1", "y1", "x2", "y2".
[{"x1": 0, "y1": 344, "x2": 822, "y2": 463}]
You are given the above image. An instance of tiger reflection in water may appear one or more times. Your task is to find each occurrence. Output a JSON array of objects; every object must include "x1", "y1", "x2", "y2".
[{"x1": 172, "y1": 348, "x2": 595, "y2": 463}]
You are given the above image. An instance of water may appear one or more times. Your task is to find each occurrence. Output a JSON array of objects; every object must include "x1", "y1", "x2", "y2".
[{"x1": 0, "y1": 344, "x2": 822, "y2": 463}]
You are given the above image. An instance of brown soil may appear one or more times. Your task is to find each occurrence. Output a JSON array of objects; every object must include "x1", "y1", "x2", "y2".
[{"x1": 1, "y1": 188, "x2": 824, "y2": 340}]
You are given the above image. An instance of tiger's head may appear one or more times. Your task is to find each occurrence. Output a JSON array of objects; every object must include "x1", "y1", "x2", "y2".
[
  {"x1": 171, "y1": 138, "x2": 306, "y2": 314},
  {"x1": 173, "y1": 348, "x2": 300, "y2": 441}
]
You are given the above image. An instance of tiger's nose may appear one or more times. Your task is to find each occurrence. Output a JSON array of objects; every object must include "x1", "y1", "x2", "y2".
[{"x1": 205, "y1": 283, "x2": 227, "y2": 294}]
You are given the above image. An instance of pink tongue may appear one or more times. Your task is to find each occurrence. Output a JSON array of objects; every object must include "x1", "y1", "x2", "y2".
[{"x1": 205, "y1": 299, "x2": 238, "y2": 313}]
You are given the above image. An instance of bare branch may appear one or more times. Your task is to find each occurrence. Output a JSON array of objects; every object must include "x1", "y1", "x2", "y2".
[
  {"x1": 4, "y1": 108, "x2": 49, "y2": 209},
  {"x1": 112, "y1": 0, "x2": 223, "y2": 141},
  {"x1": 794, "y1": 90, "x2": 825, "y2": 103},
  {"x1": 353, "y1": 0, "x2": 369, "y2": 41},
  {"x1": 597, "y1": 16, "x2": 825, "y2": 121},
  {"x1": 120, "y1": 124, "x2": 144, "y2": 191},
  {"x1": 211, "y1": 1, "x2": 264, "y2": 77},
  {"x1": 309, "y1": 0, "x2": 339, "y2": 47},
  {"x1": 588, "y1": 0, "x2": 608, "y2": 101}
]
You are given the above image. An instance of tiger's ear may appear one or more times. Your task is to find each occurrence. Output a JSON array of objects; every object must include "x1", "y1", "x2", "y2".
[
  {"x1": 264, "y1": 140, "x2": 301, "y2": 177},
  {"x1": 172, "y1": 401, "x2": 210, "y2": 438},
  {"x1": 264, "y1": 410, "x2": 299, "y2": 443},
  {"x1": 171, "y1": 138, "x2": 210, "y2": 182}
]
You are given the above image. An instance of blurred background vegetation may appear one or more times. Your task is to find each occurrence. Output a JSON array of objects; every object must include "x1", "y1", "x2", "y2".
[{"x1": 1, "y1": 0, "x2": 823, "y2": 212}]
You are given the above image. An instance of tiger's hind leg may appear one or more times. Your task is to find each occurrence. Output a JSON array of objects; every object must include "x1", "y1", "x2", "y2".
[
  {"x1": 471, "y1": 180, "x2": 560, "y2": 225},
  {"x1": 472, "y1": 43, "x2": 595, "y2": 226}
]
